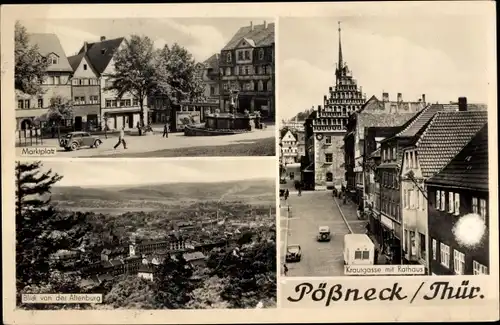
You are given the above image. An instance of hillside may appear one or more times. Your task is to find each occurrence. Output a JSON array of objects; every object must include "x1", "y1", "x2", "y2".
[{"x1": 51, "y1": 178, "x2": 276, "y2": 210}]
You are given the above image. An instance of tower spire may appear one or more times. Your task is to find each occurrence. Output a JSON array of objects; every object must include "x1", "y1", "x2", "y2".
[{"x1": 338, "y1": 21, "x2": 343, "y2": 70}]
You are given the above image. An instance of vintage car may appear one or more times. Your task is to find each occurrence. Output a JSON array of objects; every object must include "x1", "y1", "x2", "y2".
[
  {"x1": 317, "y1": 226, "x2": 331, "y2": 242},
  {"x1": 59, "y1": 132, "x2": 102, "y2": 151},
  {"x1": 285, "y1": 244, "x2": 302, "y2": 263}
]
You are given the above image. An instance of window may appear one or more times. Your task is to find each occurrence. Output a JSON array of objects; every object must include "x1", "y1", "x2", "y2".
[
  {"x1": 132, "y1": 99, "x2": 139, "y2": 106},
  {"x1": 479, "y1": 199, "x2": 487, "y2": 220},
  {"x1": 449, "y1": 192, "x2": 454, "y2": 213},
  {"x1": 392, "y1": 147, "x2": 396, "y2": 161},
  {"x1": 472, "y1": 197, "x2": 478, "y2": 214},
  {"x1": 17, "y1": 100, "x2": 23, "y2": 109},
  {"x1": 105, "y1": 100, "x2": 112, "y2": 108},
  {"x1": 225, "y1": 67, "x2": 231, "y2": 76},
  {"x1": 325, "y1": 153, "x2": 333, "y2": 163},
  {"x1": 259, "y1": 48, "x2": 264, "y2": 60},
  {"x1": 226, "y1": 52, "x2": 232, "y2": 63},
  {"x1": 83, "y1": 64, "x2": 87, "y2": 70},
  {"x1": 436, "y1": 190, "x2": 441, "y2": 210},
  {"x1": 24, "y1": 100, "x2": 30, "y2": 108},
  {"x1": 409, "y1": 189, "x2": 414, "y2": 209},
  {"x1": 362, "y1": 251, "x2": 370, "y2": 260},
  {"x1": 453, "y1": 250, "x2": 465, "y2": 275},
  {"x1": 244, "y1": 50, "x2": 250, "y2": 60},
  {"x1": 74, "y1": 97, "x2": 80, "y2": 105},
  {"x1": 238, "y1": 51, "x2": 244, "y2": 60},
  {"x1": 354, "y1": 251, "x2": 362, "y2": 259},
  {"x1": 404, "y1": 189, "x2": 408, "y2": 208},
  {"x1": 37, "y1": 98, "x2": 43, "y2": 108},
  {"x1": 258, "y1": 80, "x2": 263, "y2": 91},
  {"x1": 72, "y1": 78, "x2": 79, "y2": 85},
  {"x1": 452, "y1": 192, "x2": 459, "y2": 215},
  {"x1": 416, "y1": 191, "x2": 420, "y2": 209},
  {"x1": 440, "y1": 243, "x2": 450, "y2": 268},
  {"x1": 473, "y1": 261, "x2": 488, "y2": 275},
  {"x1": 223, "y1": 83, "x2": 229, "y2": 90},
  {"x1": 325, "y1": 136, "x2": 331, "y2": 144},
  {"x1": 50, "y1": 55, "x2": 58, "y2": 65},
  {"x1": 210, "y1": 86, "x2": 215, "y2": 95},
  {"x1": 440, "y1": 191, "x2": 446, "y2": 211},
  {"x1": 432, "y1": 239, "x2": 437, "y2": 260}
]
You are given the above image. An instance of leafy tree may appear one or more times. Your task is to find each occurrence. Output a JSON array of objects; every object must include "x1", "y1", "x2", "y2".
[
  {"x1": 104, "y1": 35, "x2": 157, "y2": 129},
  {"x1": 154, "y1": 253, "x2": 194, "y2": 309},
  {"x1": 15, "y1": 21, "x2": 49, "y2": 95},
  {"x1": 104, "y1": 275, "x2": 156, "y2": 309},
  {"x1": 16, "y1": 161, "x2": 63, "y2": 289},
  {"x1": 185, "y1": 276, "x2": 230, "y2": 309},
  {"x1": 44, "y1": 95, "x2": 73, "y2": 137},
  {"x1": 155, "y1": 43, "x2": 206, "y2": 104}
]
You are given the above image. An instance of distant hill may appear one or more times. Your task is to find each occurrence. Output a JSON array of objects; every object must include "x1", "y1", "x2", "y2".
[{"x1": 50, "y1": 178, "x2": 276, "y2": 208}]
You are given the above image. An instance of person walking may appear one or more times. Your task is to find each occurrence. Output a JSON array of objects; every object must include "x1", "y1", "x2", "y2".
[
  {"x1": 283, "y1": 264, "x2": 288, "y2": 276},
  {"x1": 162, "y1": 122, "x2": 169, "y2": 138},
  {"x1": 284, "y1": 189, "x2": 289, "y2": 201},
  {"x1": 136, "y1": 121, "x2": 142, "y2": 136},
  {"x1": 114, "y1": 126, "x2": 127, "y2": 149},
  {"x1": 298, "y1": 183, "x2": 302, "y2": 196}
]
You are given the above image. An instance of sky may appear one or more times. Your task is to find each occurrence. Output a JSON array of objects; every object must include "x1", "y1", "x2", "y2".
[
  {"x1": 20, "y1": 17, "x2": 272, "y2": 62},
  {"x1": 40, "y1": 159, "x2": 275, "y2": 187},
  {"x1": 279, "y1": 14, "x2": 494, "y2": 119}
]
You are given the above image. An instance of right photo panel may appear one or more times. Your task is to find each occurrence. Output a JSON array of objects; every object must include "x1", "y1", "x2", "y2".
[{"x1": 278, "y1": 16, "x2": 490, "y2": 278}]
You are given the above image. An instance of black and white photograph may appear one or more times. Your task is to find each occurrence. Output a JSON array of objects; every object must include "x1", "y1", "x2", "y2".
[
  {"x1": 15, "y1": 159, "x2": 276, "y2": 309},
  {"x1": 278, "y1": 16, "x2": 491, "y2": 277},
  {"x1": 15, "y1": 18, "x2": 275, "y2": 157}
]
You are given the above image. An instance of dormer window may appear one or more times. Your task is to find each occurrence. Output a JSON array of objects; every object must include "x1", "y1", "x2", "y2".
[
  {"x1": 101, "y1": 48, "x2": 107, "y2": 55},
  {"x1": 47, "y1": 54, "x2": 58, "y2": 65},
  {"x1": 259, "y1": 48, "x2": 264, "y2": 60}
]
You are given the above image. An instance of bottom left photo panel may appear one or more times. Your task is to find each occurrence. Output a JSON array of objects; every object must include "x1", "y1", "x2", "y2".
[{"x1": 13, "y1": 158, "x2": 277, "y2": 310}]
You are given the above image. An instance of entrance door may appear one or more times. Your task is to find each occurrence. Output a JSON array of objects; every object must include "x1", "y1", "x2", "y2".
[
  {"x1": 20, "y1": 119, "x2": 32, "y2": 130},
  {"x1": 74, "y1": 116, "x2": 83, "y2": 131}
]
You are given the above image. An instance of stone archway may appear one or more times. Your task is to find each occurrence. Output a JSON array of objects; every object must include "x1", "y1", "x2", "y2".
[{"x1": 20, "y1": 119, "x2": 32, "y2": 130}]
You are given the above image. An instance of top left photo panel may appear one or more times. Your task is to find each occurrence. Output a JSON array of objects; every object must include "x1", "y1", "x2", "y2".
[{"x1": 14, "y1": 17, "x2": 276, "y2": 158}]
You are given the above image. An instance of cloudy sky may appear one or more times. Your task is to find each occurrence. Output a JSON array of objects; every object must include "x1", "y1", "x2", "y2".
[
  {"x1": 280, "y1": 14, "x2": 494, "y2": 119},
  {"x1": 20, "y1": 17, "x2": 271, "y2": 61},
  {"x1": 39, "y1": 159, "x2": 275, "y2": 187}
]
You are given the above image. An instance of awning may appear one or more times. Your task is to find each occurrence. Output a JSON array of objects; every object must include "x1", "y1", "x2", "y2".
[{"x1": 102, "y1": 108, "x2": 142, "y2": 114}]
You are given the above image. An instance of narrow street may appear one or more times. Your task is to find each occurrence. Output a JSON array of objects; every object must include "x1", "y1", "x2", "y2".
[{"x1": 280, "y1": 190, "x2": 368, "y2": 277}]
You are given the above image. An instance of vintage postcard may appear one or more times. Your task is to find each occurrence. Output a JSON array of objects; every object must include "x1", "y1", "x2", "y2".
[
  {"x1": 11, "y1": 16, "x2": 275, "y2": 158},
  {"x1": 2, "y1": 2, "x2": 499, "y2": 325}
]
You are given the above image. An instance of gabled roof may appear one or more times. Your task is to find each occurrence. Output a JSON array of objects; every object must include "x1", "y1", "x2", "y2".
[
  {"x1": 222, "y1": 22, "x2": 275, "y2": 51},
  {"x1": 203, "y1": 53, "x2": 220, "y2": 70},
  {"x1": 67, "y1": 52, "x2": 98, "y2": 75},
  {"x1": 426, "y1": 125, "x2": 488, "y2": 191},
  {"x1": 357, "y1": 112, "x2": 416, "y2": 140},
  {"x1": 28, "y1": 33, "x2": 73, "y2": 72},
  {"x1": 280, "y1": 129, "x2": 297, "y2": 141},
  {"x1": 77, "y1": 37, "x2": 125, "y2": 75},
  {"x1": 416, "y1": 111, "x2": 488, "y2": 178},
  {"x1": 396, "y1": 104, "x2": 459, "y2": 138}
]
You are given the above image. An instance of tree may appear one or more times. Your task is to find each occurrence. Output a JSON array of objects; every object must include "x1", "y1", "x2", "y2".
[
  {"x1": 104, "y1": 276, "x2": 156, "y2": 309},
  {"x1": 15, "y1": 21, "x2": 50, "y2": 95},
  {"x1": 155, "y1": 43, "x2": 206, "y2": 104},
  {"x1": 44, "y1": 95, "x2": 73, "y2": 137},
  {"x1": 104, "y1": 35, "x2": 157, "y2": 129},
  {"x1": 15, "y1": 161, "x2": 62, "y2": 290},
  {"x1": 185, "y1": 276, "x2": 231, "y2": 309},
  {"x1": 154, "y1": 253, "x2": 194, "y2": 309}
]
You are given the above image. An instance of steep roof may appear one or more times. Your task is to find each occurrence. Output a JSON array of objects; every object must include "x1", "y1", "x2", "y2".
[
  {"x1": 427, "y1": 125, "x2": 488, "y2": 191},
  {"x1": 357, "y1": 112, "x2": 416, "y2": 140},
  {"x1": 67, "y1": 52, "x2": 98, "y2": 75},
  {"x1": 397, "y1": 104, "x2": 462, "y2": 138},
  {"x1": 416, "y1": 111, "x2": 488, "y2": 178},
  {"x1": 203, "y1": 53, "x2": 220, "y2": 70},
  {"x1": 280, "y1": 128, "x2": 297, "y2": 141},
  {"x1": 222, "y1": 22, "x2": 275, "y2": 51},
  {"x1": 28, "y1": 33, "x2": 73, "y2": 72},
  {"x1": 77, "y1": 37, "x2": 125, "y2": 75}
]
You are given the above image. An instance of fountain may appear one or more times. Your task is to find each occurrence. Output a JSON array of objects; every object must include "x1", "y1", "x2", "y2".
[{"x1": 184, "y1": 90, "x2": 261, "y2": 136}]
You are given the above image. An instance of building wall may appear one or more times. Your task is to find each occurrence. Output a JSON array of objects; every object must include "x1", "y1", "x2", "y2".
[
  {"x1": 428, "y1": 186, "x2": 489, "y2": 275},
  {"x1": 314, "y1": 133, "x2": 344, "y2": 189}
]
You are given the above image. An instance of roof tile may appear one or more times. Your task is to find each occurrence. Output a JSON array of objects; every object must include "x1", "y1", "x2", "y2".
[{"x1": 222, "y1": 23, "x2": 275, "y2": 51}]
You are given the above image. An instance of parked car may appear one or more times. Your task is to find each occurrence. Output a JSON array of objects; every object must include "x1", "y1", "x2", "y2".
[
  {"x1": 59, "y1": 132, "x2": 102, "y2": 151},
  {"x1": 285, "y1": 244, "x2": 302, "y2": 262},
  {"x1": 317, "y1": 226, "x2": 331, "y2": 242}
]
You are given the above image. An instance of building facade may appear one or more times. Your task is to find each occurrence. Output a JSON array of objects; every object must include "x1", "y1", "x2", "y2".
[
  {"x1": 303, "y1": 23, "x2": 365, "y2": 190},
  {"x1": 219, "y1": 21, "x2": 275, "y2": 119},
  {"x1": 344, "y1": 93, "x2": 426, "y2": 206},
  {"x1": 16, "y1": 33, "x2": 73, "y2": 131},
  {"x1": 280, "y1": 129, "x2": 298, "y2": 165},
  {"x1": 75, "y1": 36, "x2": 148, "y2": 131},
  {"x1": 426, "y1": 125, "x2": 489, "y2": 275},
  {"x1": 67, "y1": 48, "x2": 101, "y2": 131},
  {"x1": 400, "y1": 101, "x2": 487, "y2": 272}
]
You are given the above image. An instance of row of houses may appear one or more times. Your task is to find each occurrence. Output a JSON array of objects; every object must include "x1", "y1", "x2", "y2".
[{"x1": 15, "y1": 21, "x2": 275, "y2": 133}]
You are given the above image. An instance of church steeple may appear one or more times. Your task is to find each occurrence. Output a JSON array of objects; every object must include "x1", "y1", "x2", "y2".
[{"x1": 338, "y1": 21, "x2": 343, "y2": 70}]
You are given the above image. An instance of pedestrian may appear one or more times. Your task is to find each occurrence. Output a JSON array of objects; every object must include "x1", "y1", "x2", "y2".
[
  {"x1": 113, "y1": 126, "x2": 127, "y2": 149},
  {"x1": 162, "y1": 122, "x2": 169, "y2": 138},
  {"x1": 284, "y1": 189, "x2": 289, "y2": 201},
  {"x1": 298, "y1": 183, "x2": 302, "y2": 196},
  {"x1": 283, "y1": 264, "x2": 288, "y2": 276}
]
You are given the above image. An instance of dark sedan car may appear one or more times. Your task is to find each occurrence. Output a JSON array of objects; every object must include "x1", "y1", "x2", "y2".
[
  {"x1": 285, "y1": 244, "x2": 302, "y2": 263},
  {"x1": 59, "y1": 132, "x2": 102, "y2": 151}
]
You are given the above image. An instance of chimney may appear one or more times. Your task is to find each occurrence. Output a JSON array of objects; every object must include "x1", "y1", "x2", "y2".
[
  {"x1": 250, "y1": 21, "x2": 253, "y2": 31},
  {"x1": 397, "y1": 93, "x2": 403, "y2": 103},
  {"x1": 100, "y1": 36, "x2": 106, "y2": 42},
  {"x1": 84, "y1": 41, "x2": 88, "y2": 52},
  {"x1": 264, "y1": 20, "x2": 267, "y2": 28},
  {"x1": 382, "y1": 92, "x2": 389, "y2": 102},
  {"x1": 458, "y1": 97, "x2": 467, "y2": 111},
  {"x1": 422, "y1": 94, "x2": 426, "y2": 103}
]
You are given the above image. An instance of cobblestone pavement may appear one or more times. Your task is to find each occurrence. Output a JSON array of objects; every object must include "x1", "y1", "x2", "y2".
[{"x1": 16, "y1": 125, "x2": 275, "y2": 158}]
